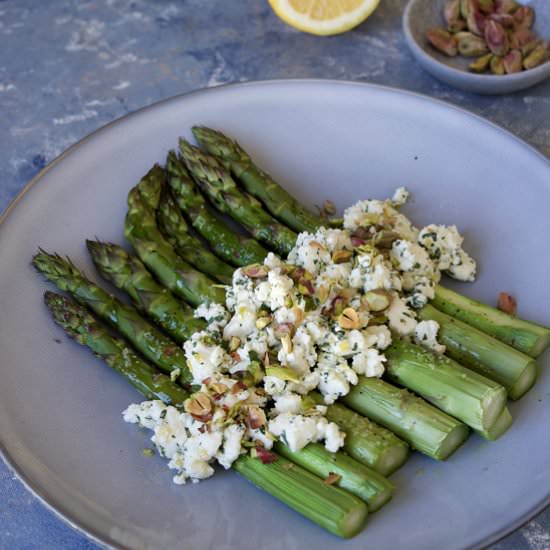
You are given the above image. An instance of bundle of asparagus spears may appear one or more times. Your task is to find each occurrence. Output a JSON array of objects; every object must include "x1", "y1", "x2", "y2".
[{"x1": 33, "y1": 127, "x2": 550, "y2": 539}]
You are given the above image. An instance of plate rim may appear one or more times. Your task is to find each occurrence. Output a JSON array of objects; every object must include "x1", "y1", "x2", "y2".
[{"x1": 1, "y1": 78, "x2": 549, "y2": 550}]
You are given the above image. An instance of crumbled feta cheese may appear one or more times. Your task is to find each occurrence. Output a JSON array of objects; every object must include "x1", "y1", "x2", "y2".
[
  {"x1": 216, "y1": 424, "x2": 245, "y2": 469},
  {"x1": 414, "y1": 320, "x2": 446, "y2": 354},
  {"x1": 418, "y1": 224, "x2": 477, "y2": 281},
  {"x1": 194, "y1": 302, "x2": 230, "y2": 331},
  {"x1": 255, "y1": 269, "x2": 295, "y2": 310},
  {"x1": 392, "y1": 186, "x2": 410, "y2": 206},
  {"x1": 351, "y1": 348, "x2": 386, "y2": 378},
  {"x1": 391, "y1": 240, "x2": 434, "y2": 275},
  {"x1": 124, "y1": 194, "x2": 479, "y2": 486},
  {"x1": 272, "y1": 393, "x2": 303, "y2": 415},
  {"x1": 223, "y1": 300, "x2": 258, "y2": 341},
  {"x1": 316, "y1": 353, "x2": 358, "y2": 404},
  {"x1": 123, "y1": 401, "x2": 224, "y2": 484},
  {"x1": 183, "y1": 331, "x2": 231, "y2": 385},
  {"x1": 447, "y1": 249, "x2": 477, "y2": 282},
  {"x1": 386, "y1": 294, "x2": 418, "y2": 336},
  {"x1": 363, "y1": 325, "x2": 392, "y2": 350},
  {"x1": 263, "y1": 252, "x2": 285, "y2": 270},
  {"x1": 343, "y1": 199, "x2": 418, "y2": 241},
  {"x1": 287, "y1": 232, "x2": 332, "y2": 276},
  {"x1": 277, "y1": 326, "x2": 317, "y2": 375},
  {"x1": 350, "y1": 253, "x2": 400, "y2": 293},
  {"x1": 268, "y1": 413, "x2": 345, "y2": 453}
]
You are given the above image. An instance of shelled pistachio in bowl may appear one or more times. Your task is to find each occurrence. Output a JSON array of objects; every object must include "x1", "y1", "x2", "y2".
[{"x1": 426, "y1": 0, "x2": 549, "y2": 74}]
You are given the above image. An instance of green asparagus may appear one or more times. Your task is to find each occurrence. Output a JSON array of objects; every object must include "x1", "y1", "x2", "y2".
[
  {"x1": 166, "y1": 151, "x2": 268, "y2": 266},
  {"x1": 44, "y1": 291, "x2": 190, "y2": 405},
  {"x1": 192, "y1": 126, "x2": 324, "y2": 233},
  {"x1": 432, "y1": 285, "x2": 550, "y2": 358},
  {"x1": 342, "y1": 377, "x2": 470, "y2": 460},
  {"x1": 125, "y1": 167, "x2": 225, "y2": 307},
  {"x1": 420, "y1": 304, "x2": 538, "y2": 400},
  {"x1": 233, "y1": 453, "x2": 368, "y2": 538},
  {"x1": 179, "y1": 139, "x2": 297, "y2": 256},
  {"x1": 87, "y1": 240, "x2": 205, "y2": 343},
  {"x1": 385, "y1": 340, "x2": 507, "y2": 433},
  {"x1": 312, "y1": 393, "x2": 409, "y2": 476},
  {"x1": 134, "y1": 160, "x2": 233, "y2": 285},
  {"x1": 44, "y1": 290, "x2": 367, "y2": 538},
  {"x1": 476, "y1": 407, "x2": 513, "y2": 441},
  {"x1": 157, "y1": 189, "x2": 234, "y2": 284},
  {"x1": 33, "y1": 250, "x2": 193, "y2": 386},
  {"x1": 274, "y1": 442, "x2": 394, "y2": 512}
]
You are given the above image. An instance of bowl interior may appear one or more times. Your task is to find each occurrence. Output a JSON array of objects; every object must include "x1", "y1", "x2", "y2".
[{"x1": 406, "y1": 0, "x2": 550, "y2": 74}]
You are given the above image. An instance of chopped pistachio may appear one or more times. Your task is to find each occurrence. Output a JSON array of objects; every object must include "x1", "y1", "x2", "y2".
[
  {"x1": 338, "y1": 307, "x2": 360, "y2": 330},
  {"x1": 363, "y1": 289, "x2": 392, "y2": 312},
  {"x1": 265, "y1": 366, "x2": 300, "y2": 383},
  {"x1": 468, "y1": 52, "x2": 493, "y2": 72}
]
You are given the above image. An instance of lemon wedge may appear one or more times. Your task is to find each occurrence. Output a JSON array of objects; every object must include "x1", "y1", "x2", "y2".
[{"x1": 268, "y1": 0, "x2": 380, "y2": 36}]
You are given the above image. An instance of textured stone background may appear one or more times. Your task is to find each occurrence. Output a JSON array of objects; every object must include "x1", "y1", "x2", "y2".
[{"x1": 1, "y1": 1, "x2": 549, "y2": 548}]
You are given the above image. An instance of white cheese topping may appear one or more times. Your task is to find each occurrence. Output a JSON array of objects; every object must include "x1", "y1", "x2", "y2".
[
  {"x1": 414, "y1": 320, "x2": 446, "y2": 355},
  {"x1": 124, "y1": 190, "x2": 474, "y2": 485},
  {"x1": 418, "y1": 224, "x2": 477, "y2": 282},
  {"x1": 268, "y1": 412, "x2": 345, "y2": 453}
]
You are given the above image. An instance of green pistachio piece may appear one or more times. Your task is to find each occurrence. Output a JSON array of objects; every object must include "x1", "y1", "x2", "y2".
[
  {"x1": 485, "y1": 20, "x2": 509, "y2": 56},
  {"x1": 373, "y1": 230, "x2": 400, "y2": 249},
  {"x1": 363, "y1": 289, "x2": 392, "y2": 312},
  {"x1": 509, "y1": 28, "x2": 535, "y2": 50},
  {"x1": 490, "y1": 55, "x2": 506, "y2": 74},
  {"x1": 469, "y1": 52, "x2": 493, "y2": 72},
  {"x1": 460, "y1": 0, "x2": 473, "y2": 19},
  {"x1": 477, "y1": 0, "x2": 494, "y2": 15},
  {"x1": 488, "y1": 13, "x2": 514, "y2": 28},
  {"x1": 523, "y1": 44, "x2": 550, "y2": 70},
  {"x1": 466, "y1": 7, "x2": 487, "y2": 36},
  {"x1": 513, "y1": 6, "x2": 535, "y2": 30},
  {"x1": 265, "y1": 366, "x2": 301, "y2": 383},
  {"x1": 520, "y1": 40, "x2": 541, "y2": 57},
  {"x1": 444, "y1": 0, "x2": 466, "y2": 33},
  {"x1": 457, "y1": 31, "x2": 490, "y2": 56},
  {"x1": 248, "y1": 361, "x2": 265, "y2": 385},
  {"x1": 426, "y1": 27, "x2": 458, "y2": 56},
  {"x1": 503, "y1": 49, "x2": 523, "y2": 73},
  {"x1": 494, "y1": 0, "x2": 519, "y2": 15}
]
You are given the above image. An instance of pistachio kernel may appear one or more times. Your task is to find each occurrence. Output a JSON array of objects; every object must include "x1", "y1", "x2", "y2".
[
  {"x1": 317, "y1": 284, "x2": 330, "y2": 304},
  {"x1": 332, "y1": 249, "x2": 353, "y2": 264},
  {"x1": 242, "y1": 263, "x2": 269, "y2": 278},
  {"x1": 292, "y1": 307, "x2": 305, "y2": 324},
  {"x1": 229, "y1": 336, "x2": 241, "y2": 352},
  {"x1": 184, "y1": 392, "x2": 212, "y2": 419},
  {"x1": 308, "y1": 240, "x2": 326, "y2": 251},
  {"x1": 338, "y1": 307, "x2": 360, "y2": 330},
  {"x1": 363, "y1": 289, "x2": 392, "y2": 312},
  {"x1": 255, "y1": 315, "x2": 272, "y2": 330},
  {"x1": 280, "y1": 334, "x2": 293, "y2": 354}
]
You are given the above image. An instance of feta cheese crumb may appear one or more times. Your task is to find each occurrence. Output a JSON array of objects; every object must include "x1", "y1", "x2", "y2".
[
  {"x1": 183, "y1": 331, "x2": 231, "y2": 385},
  {"x1": 392, "y1": 187, "x2": 410, "y2": 206},
  {"x1": 386, "y1": 294, "x2": 418, "y2": 336},
  {"x1": 123, "y1": 400, "x2": 225, "y2": 484},
  {"x1": 418, "y1": 225, "x2": 477, "y2": 281},
  {"x1": 268, "y1": 413, "x2": 345, "y2": 453},
  {"x1": 414, "y1": 320, "x2": 446, "y2": 354},
  {"x1": 194, "y1": 302, "x2": 230, "y2": 331}
]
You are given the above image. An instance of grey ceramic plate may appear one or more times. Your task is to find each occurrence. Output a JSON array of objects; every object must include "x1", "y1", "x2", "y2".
[{"x1": 1, "y1": 80, "x2": 549, "y2": 550}]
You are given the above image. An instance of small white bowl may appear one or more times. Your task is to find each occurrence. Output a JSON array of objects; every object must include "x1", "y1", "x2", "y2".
[{"x1": 403, "y1": 0, "x2": 550, "y2": 94}]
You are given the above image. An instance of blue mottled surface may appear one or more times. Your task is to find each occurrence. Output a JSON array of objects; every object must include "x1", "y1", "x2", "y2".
[{"x1": 1, "y1": 1, "x2": 549, "y2": 548}]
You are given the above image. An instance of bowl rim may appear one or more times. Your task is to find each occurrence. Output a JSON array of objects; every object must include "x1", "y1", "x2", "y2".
[{"x1": 403, "y1": 0, "x2": 550, "y2": 83}]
